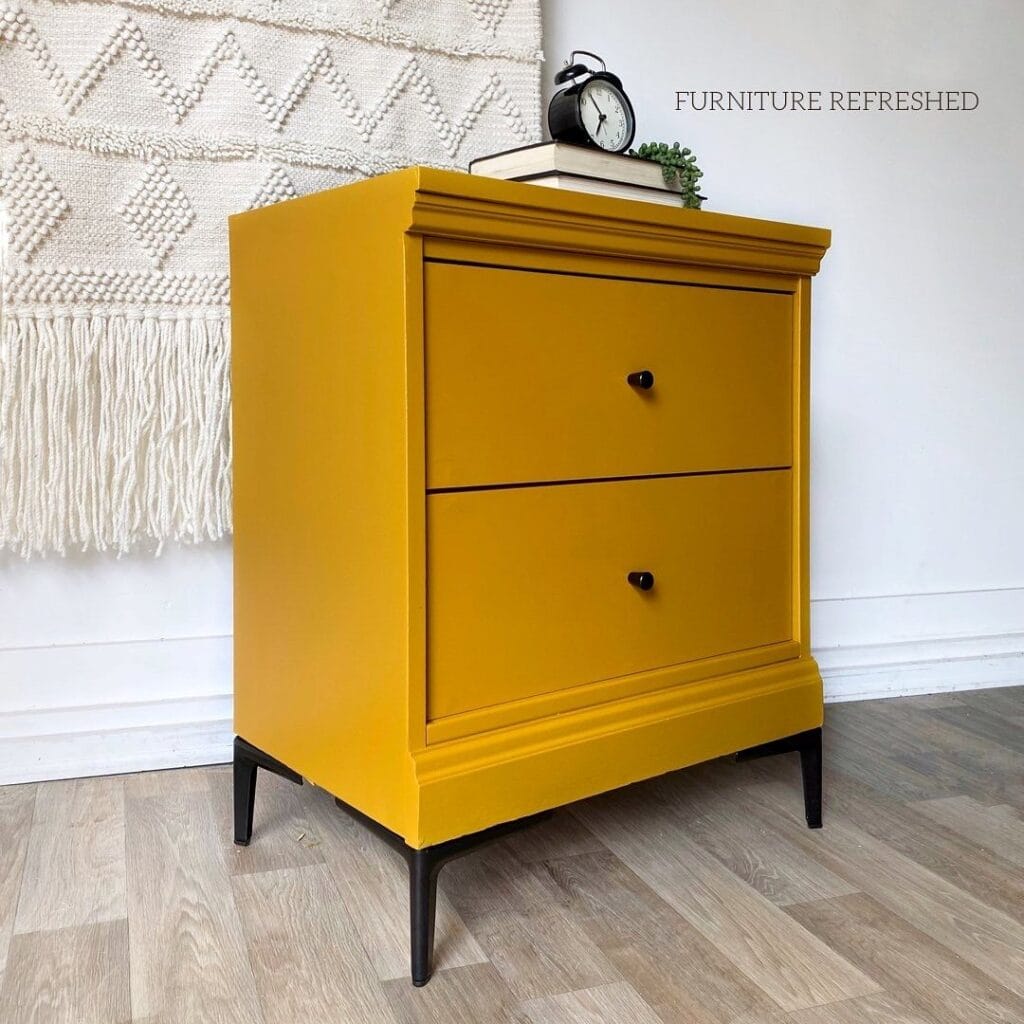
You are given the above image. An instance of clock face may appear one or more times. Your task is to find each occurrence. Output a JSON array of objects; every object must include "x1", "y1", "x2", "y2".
[{"x1": 579, "y1": 78, "x2": 634, "y2": 152}]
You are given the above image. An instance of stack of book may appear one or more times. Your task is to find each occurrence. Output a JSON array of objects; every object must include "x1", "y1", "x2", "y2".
[{"x1": 469, "y1": 141, "x2": 681, "y2": 207}]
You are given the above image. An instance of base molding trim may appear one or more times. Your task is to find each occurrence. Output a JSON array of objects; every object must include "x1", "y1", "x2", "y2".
[{"x1": 1, "y1": 620, "x2": 1021, "y2": 784}]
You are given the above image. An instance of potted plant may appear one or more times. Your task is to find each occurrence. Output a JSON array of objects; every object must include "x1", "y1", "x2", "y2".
[{"x1": 628, "y1": 141, "x2": 707, "y2": 209}]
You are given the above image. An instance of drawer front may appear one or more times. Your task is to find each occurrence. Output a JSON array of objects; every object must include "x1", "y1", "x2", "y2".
[
  {"x1": 427, "y1": 470, "x2": 793, "y2": 721},
  {"x1": 425, "y1": 263, "x2": 793, "y2": 489}
]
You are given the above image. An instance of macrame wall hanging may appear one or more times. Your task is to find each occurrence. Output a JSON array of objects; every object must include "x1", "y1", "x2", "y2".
[{"x1": 0, "y1": 0, "x2": 542, "y2": 556}]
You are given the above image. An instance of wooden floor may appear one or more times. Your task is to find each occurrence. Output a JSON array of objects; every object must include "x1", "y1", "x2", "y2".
[{"x1": 1, "y1": 686, "x2": 1023, "y2": 1024}]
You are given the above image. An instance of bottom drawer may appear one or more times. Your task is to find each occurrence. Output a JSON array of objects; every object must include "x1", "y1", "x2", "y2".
[{"x1": 427, "y1": 470, "x2": 794, "y2": 721}]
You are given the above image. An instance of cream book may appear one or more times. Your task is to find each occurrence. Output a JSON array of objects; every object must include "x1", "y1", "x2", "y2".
[
  {"x1": 509, "y1": 173, "x2": 681, "y2": 207},
  {"x1": 469, "y1": 141, "x2": 682, "y2": 205}
]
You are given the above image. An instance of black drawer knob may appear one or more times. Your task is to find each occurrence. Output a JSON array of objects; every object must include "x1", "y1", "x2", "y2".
[
  {"x1": 628, "y1": 571, "x2": 655, "y2": 591},
  {"x1": 627, "y1": 369, "x2": 655, "y2": 390}
]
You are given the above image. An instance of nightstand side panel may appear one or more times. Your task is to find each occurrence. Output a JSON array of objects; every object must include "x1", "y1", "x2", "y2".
[{"x1": 230, "y1": 172, "x2": 424, "y2": 838}]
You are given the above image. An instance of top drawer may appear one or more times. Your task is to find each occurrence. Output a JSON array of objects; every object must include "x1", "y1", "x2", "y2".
[{"x1": 425, "y1": 262, "x2": 793, "y2": 490}]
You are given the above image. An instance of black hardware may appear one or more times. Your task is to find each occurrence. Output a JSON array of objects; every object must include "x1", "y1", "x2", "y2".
[
  {"x1": 334, "y1": 796, "x2": 552, "y2": 986},
  {"x1": 627, "y1": 369, "x2": 655, "y2": 390},
  {"x1": 233, "y1": 734, "x2": 552, "y2": 987},
  {"x1": 233, "y1": 735, "x2": 303, "y2": 846},
  {"x1": 735, "y1": 727, "x2": 823, "y2": 828},
  {"x1": 628, "y1": 570, "x2": 655, "y2": 591},
  {"x1": 234, "y1": 727, "x2": 822, "y2": 987}
]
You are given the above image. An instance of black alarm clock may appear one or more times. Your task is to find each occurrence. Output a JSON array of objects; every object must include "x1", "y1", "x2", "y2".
[{"x1": 547, "y1": 51, "x2": 636, "y2": 153}]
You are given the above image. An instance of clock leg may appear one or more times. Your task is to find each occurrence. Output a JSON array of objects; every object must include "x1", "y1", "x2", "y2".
[
  {"x1": 232, "y1": 736, "x2": 303, "y2": 846},
  {"x1": 735, "y1": 727, "x2": 823, "y2": 829}
]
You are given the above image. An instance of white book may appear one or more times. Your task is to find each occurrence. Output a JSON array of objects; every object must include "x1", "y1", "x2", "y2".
[
  {"x1": 469, "y1": 141, "x2": 679, "y2": 195},
  {"x1": 509, "y1": 172, "x2": 682, "y2": 207}
]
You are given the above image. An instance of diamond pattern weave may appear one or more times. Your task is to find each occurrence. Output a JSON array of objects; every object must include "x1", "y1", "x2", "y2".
[{"x1": 0, "y1": 0, "x2": 542, "y2": 555}]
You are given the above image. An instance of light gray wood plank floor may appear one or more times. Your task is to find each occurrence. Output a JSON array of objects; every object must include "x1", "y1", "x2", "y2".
[{"x1": 0, "y1": 685, "x2": 1021, "y2": 1024}]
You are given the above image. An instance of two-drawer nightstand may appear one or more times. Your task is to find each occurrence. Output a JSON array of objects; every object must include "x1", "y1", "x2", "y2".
[{"x1": 228, "y1": 168, "x2": 830, "y2": 985}]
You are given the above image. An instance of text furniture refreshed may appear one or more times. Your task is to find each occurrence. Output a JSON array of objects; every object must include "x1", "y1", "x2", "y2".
[{"x1": 229, "y1": 168, "x2": 830, "y2": 985}]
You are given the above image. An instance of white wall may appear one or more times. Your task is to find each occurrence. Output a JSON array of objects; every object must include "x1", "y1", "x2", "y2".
[
  {"x1": 0, "y1": 544, "x2": 233, "y2": 782},
  {"x1": 2, "y1": 0, "x2": 1022, "y2": 782},
  {"x1": 543, "y1": 0, "x2": 1024, "y2": 699}
]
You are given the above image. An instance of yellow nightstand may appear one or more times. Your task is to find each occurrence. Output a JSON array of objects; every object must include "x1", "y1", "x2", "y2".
[{"x1": 228, "y1": 168, "x2": 830, "y2": 985}]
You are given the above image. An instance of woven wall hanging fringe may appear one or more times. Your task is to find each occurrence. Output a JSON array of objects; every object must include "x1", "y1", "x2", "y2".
[{"x1": 0, "y1": 0, "x2": 542, "y2": 556}]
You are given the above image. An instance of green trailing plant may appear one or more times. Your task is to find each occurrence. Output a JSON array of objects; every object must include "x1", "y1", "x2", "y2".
[{"x1": 628, "y1": 141, "x2": 707, "y2": 209}]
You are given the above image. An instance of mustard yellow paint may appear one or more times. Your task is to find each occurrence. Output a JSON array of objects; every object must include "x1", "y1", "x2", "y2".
[
  {"x1": 425, "y1": 639, "x2": 804, "y2": 744},
  {"x1": 229, "y1": 167, "x2": 830, "y2": 848},
  {"x1": 427, "y1": 471, "x2": 794, "y2": 719},
  {"x1": 426, "y1": 263, "x2": 794, "y2": 488}
]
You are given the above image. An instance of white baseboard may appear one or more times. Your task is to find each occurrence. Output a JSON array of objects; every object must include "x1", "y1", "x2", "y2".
[
  {"x1": 0, "y1": 717, "x2": 233, "y2": 786},
  {"x1": 812, "y1": 586, "x2": 1024, "y2": 648},
  {"x1": 814, "y1": 587, "x2": 1024, "y2": 702},
  {"x1": 0, "y1": 589, "x2": 1021, "y2": 785},
  {"x1": 0, "y1": 634, "x2": 233, "y2": 785},
  {"x1": 819, "y1": 631, "x2": 1024, "y2": 703}
]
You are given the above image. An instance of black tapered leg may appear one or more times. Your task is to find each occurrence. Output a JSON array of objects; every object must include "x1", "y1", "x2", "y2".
[
  {"x1": 409, "y1": 851, "x2": 440, "y2": 986},
  {"x1": 233, "y1": 736, "x2": 303, "y2": 846},
  {"x1": 233, "y1": 743, "x2": 259, "y2": 846},
  {"x1": 735, "y1": 726, "x2": 823, "y2": 829},
  {"x1": 334, "y1": 795, "x2": 552, "y2": 986},
  {"x1": 799, "y1": 729, "x2": 823, "y2": 829}
]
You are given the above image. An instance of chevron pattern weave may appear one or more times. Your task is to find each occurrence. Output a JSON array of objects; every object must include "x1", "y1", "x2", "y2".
[{"x1": 0, "y1": 0, "x2": 541, "y2": 556}]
